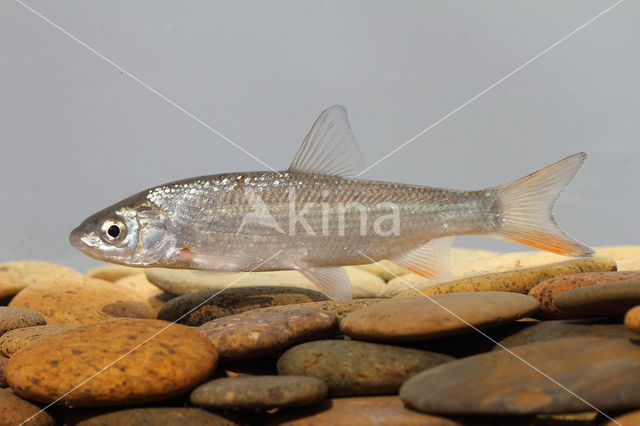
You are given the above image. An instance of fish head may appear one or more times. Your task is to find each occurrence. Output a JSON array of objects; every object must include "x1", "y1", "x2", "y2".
[{"x1": 69, "y1": 198, "x2": 176, "y2": 267}]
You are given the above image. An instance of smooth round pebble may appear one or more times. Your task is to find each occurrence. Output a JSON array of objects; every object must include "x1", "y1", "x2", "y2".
[
  {"x1": 266, "y1": 395, "x2": 461, "y2": 426},
  {"x1": 0, "y1": 324, "x2": 81, "y2": 357},
  {"x1": 277, "y1": 340, "x2": 453, "y2": 396},
  {"x1": 5, "y1": 319, "x2": 218, "y2": 406},
  {"x1": 0, "y1": 388, "x2": 55, "y2": 425},
  {"x1": 625, "y1": 305, "x2": 640, "y2": 334},
  {"x1": 618, "y1": 256, "x2": 640, "y2": 271},
  {"x1": 9, "y1": 276, "x2": 154, "y2": 324},
  {"x1": 191, "y1": 375, "x2": 327, "y2": 410},
  {"x1": 114, "y1": 274, "x2": 174, "y2": 315},
  {"x1": 0, "y1": 260, "x2": 80, "y2": 299},
  {"x1": 85, "y1": 264, "x2": 144, "y2": 282},
  {"x1": 76, "y1": 407, "x2": 238, "y2": 426},
  {"x1": 0, "y1": 355, "x2": 7, "y2": 387},
  {"x1": 400, "y1": 337, "x2": 640, "y2": 415},
  {"x1": 0, "y1": 307, "x2": 46, "y2": 337},
  {"x1": 197, "y1": 306, "x2": 337, "y2": 361},
  {"x1": 159, "y1": 286, "x2": 328, "y2": 325},
  {"x1": 605, "y1": 409, "x2": 640, "y2": 426},
  {"x1": 529, "y1": 271, "x2": 640, "y2": 318},
  {"x1": 286, "y1": 299, "x2": 383, "y2": 320},
  {"x1": 553, "y1": 282, "x2": 640, "y2": 317},
  {"x1": 341, "y1": 292, "x2": 539, "y2": 341}
]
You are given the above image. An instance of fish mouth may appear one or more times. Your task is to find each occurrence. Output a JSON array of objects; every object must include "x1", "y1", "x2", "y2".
[{"x1": 69, "y1": 227, "x2": 85, "y2": 251}]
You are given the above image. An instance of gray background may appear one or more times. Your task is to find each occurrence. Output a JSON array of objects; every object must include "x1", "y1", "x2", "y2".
[{"x1": 1, "y1": 1, "x2": 638, "y2": 272}]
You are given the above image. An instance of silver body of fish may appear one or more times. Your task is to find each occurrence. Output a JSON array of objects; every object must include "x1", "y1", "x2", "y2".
[{"x1": 70, "y1": 106, "x2": 593, "y2": 299}]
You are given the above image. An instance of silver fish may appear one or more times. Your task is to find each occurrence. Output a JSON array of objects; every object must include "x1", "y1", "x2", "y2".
[{"x1": 70, "y1": 105, "x2": 593, "y2": 299}]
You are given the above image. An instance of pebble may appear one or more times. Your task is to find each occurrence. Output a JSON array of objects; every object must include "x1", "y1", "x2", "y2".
[
  {"x1": 114, "y1": 274, "x2": 174, "y2": 315},
  {"x1": 146, "y1": 267, "x2": 385, "y2": 298},
  {"x1": 529, "y1": 271, "x2": 640, "y2": 319},
  {"x1": 85, "y1": 264, "x2": 144, "y2": 282},
  {"x1": 553, "y1": 282, "x2": 640, "y2": 317},
  {"x1": 400, "y1": 336, "x2": 640, "y2": 415},
  {"x1": 341, "y1": 292, "x2": 539, "y2": 341},
  {"x1": 0, "y1": 260, "x2": 80, "y2": 299},
  {"x1": 286, "y1": 299, "x2": 383, "y2": 320},
  {"x1": 393, "y1": 257, "x2": 617, "y2": 298},
  {"x1": 618, "y1": 256, "x2": 640, "y2": 271},
  {"x1": 190, "y1": 375, "x2": 327, "y2": 410},
  {"x1": 0, "y1": 388, "x2": 55, "y2": 426},
  {"x1": 605, "y1": 409, "x2": 640, "y2": 426},
  {"x1": 0, "y1": 355, "x2": 6, "y2": 387},
  {"x1": 198, "y1": 305, "x2": 337, "y2": 361},
  {"x1": 0, "y1": 324, "x2": 81, "y2": 357},
  {"x1": 76, "y1": 407, "x2": 238, "y2": 426},
  {"x1": 266, "y1": 395, "x2": 462, "y2": 426},
  {"x1": 9, "y1": 276, "x2": 154, "y2": 324},
  {"x1": 159, "y1": 286, "x2": 328, "y2": 325},
  {"x1": 0, "y1": 307, "x2": 46, "y2": 337},
  {"x1": 277, "y1": 340, "x2": 453, "y2": 396},
  {"x1": 625, "y1": 305, "x2": 640, "y2": 334},
  {"x1": 5, "y1": 318, "x2": 218, "y2": 406}
]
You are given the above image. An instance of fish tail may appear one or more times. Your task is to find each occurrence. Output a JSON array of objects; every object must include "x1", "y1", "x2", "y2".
[{"x1": 492, "y1": 152, "x2": 594, "y2": 257}]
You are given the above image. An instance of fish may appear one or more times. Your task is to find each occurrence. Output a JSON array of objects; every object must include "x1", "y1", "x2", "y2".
[{"x1": 70, "y1": 105, "x2": 594, "y2": 300}]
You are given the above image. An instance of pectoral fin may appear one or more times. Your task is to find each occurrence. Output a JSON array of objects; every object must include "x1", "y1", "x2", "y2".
[
  {"x1": 388, "y1": 237, "x2": 455, "y2": 282},
  {"x1": 296, "y1": 265, "x2": 352, "y2": 300}
]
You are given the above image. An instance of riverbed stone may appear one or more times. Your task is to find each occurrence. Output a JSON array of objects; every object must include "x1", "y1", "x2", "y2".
[
  {"x1": 5, "y1": 319, "x2": 218, "y2": 406},
  {"x1": 115, "y1": 274, "x2": 174, "y2": 315},
  {"x1": 0, "y1": 307, "x2": 46, "y2": 337},
  {"x1": 0, "y1": 355, "x2": 7, "y2": 387},
  {"x1": 393, "y1": 258, "x2": 617, "y2": 298},
  {"x1": 529, "y1": 271, "x2": 640, "y2": 318},
  {"x1": 0, "y1": 388, "x2": 55, "y2": 425},
  {"x1": 341, "y1": 292, "x2": 539, "y2": 341},
  {"x1": 400, "y1": 336, "x2": 640, "y2": 415},
  {"x1": 191, "y1": 375, "x2": 327, "y2": 410},
  {"x1": 266, "y1": 395, "x2": 461, "y2": 426},
  {"x1": 0, "y1": 324, "x2": 81, "y2": 357},
  {"x1": 9, "y1": 276, "x2": 154, "y2": 324},
  {"x1": 76, "y1": 407, "x2": 238, "y2": 426},
  {"x1": 86, "y1": 264, "x2": 144, "y2": 282},
  {"x1": 625, "y1": 305, "x2": 640, "y2": 334},
  {"x1": 159, "y1": 286, "x2": 328, "y2": 325},
  {"x1": 553, "y1": 282, "x2": 640, "y2": 317},
  {"x1": 198, "y1": 306, "x2": 337, "y2": 361},
  {"x1": 286, "y1": 299, "x2": 383, "y2": 320},
  {"x1": 0, "y1": 260, "x2": 81, "y2": 299},
  {"x1": 605, "y1": 409, "x2": 640, "y2": 426},
  {"x1": 277, "y1": 340, "x2": 453, "y2": 396},
  {"x1": 618, "y1": 256, "x2": 640, "y2": 271}
]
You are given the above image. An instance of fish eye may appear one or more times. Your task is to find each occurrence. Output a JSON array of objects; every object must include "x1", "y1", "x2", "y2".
[{"x1": 100, "y1": 219, "x2": 127, "y2": 244}]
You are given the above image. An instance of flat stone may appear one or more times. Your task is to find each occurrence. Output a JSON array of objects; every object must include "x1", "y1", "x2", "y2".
[
  {"x1": 0, "y1": 260, "x2": 80, "y2": 299},
  {"x1": 285, "y1": 299, "x2": 383, "y2": 320},
  {"x1": 529, "y1": 271, "x2": 640, "y2": 318},
  {"x1": 5, "y1": 319, "x2": 218, "y2": 406},
  {"x1": 277, "y1": 340, "x2": 453, "y2": 396},
  {"x1": 197, "y1": 306, "x2": 337, "y2": 361},
  {"x1": 553, "y1": 282, "x2": 640, "y2": 317},
  {"x1": 76, "y1": 407, "x2": 238, "y2": 426},
  {"x1": 190, "y1": 375, "x2": 327, "y2": 410},
  {"x1": 618, "y1": 256, "x2": 640, "y2": 271},
  {"x1": 625, "y1": 305, "x2": 640, "y2": 334},
  {"x1": 0, "y1": 355, "x2": 7, "y2": 387},
  {"x1": 341, "y1": 292, "x2": 539, "y2": 341},
  {"x1": 146, "y1": 267, "x2": 384, "y2": 298},
  {"x1": 266, "y1": 395, "x2": 461, "y2": 426},
  {"x1": 0, "y1": 324, "x2": 81, "y2": 357},
  {"x1": 115, "y1": 274, "x2": 174, "y2": 315},
  {"x1": 85, "y1": 264, "x2": 144, "y2": 282},
  {"x1": 400, "y1": 337, "x2": 640, "y2": 415},
  {"x1": 393, "y1": 258, "x2": 617, "y2": 298},
  {"x1": 159, "y1": 286, "x2": 328, "y2": 325},
  {"x1": 606, "y1": 409, "x2": 640, "y2": 426},
  {"x1": 9, "y1": 276, "x2": 154, "y2": 324},
  {"x1": 0, "y1": 306, "x2": 46, "y2": 337},
  {"x1": 0, "y1": 388, "x2": 55, "y2": 425}
]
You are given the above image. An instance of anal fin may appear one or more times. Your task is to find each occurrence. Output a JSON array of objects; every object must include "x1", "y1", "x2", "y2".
[
  {"x1": 296, "y1": 265, "x2": 352, "y2": 301},
  {"x1": 388, "y1": 237, "x2": 455, "y2": 282}
]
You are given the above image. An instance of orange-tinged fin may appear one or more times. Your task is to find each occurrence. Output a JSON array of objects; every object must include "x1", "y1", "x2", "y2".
[
  {"x1": 389, "y1": 237, "x2": 455, "y2": 281},
  {"x1": 493, "y1": 152, "x2": 594, "y2": 257}
]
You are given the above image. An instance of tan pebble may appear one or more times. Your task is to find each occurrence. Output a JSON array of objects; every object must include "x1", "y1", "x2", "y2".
[
  {"x1": 625, "y1": 305, "x2": 640, "y2": 334},
  {"x1": 0, "y1": 324, "x2": 81, "y2": 357},
  {"x1": 618, "y1": 256, "x2": 640, "y2": 271},
  {"x1": 355, "y1": 260, "x2": 410, "y2": 281},
  {"x1": 76, "y1": 407, "x2": 239, "y2": 426},
  {"x1": 0, "y1": 260, "x2": 80, "y2": 299},
  {"x1": 0, "y1": 388, "x2": 55, "y2": 425},
  {"x1": 595, "y1": 246, "x2": 640, "y2": 262},
  {"x1": 115, "y1": 274, "x2": 173, "y2": 315},
  {"x1": 0, "y1": 355, "x2": 7, "y2": 387},
  {"x1": 286, "y1": 299, "x2": 383, "y2": 320},
  {"x1": 9, "y1": 276, "x2": 154, "y2": 324},
  {"x1": 86, "y1": 264, "x2": 144, "y2": 282},
  {"x1": 0, "y1": 307, "x2": 46, "y2": 337}
]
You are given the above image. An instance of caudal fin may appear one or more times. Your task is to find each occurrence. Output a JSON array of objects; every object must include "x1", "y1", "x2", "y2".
[{"x1": 492, "y1": 152, "x2": 594, "y2": 257}]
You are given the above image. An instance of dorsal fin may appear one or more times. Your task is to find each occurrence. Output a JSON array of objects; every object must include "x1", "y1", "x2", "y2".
[{"x1": 288, "y1": 105, "x2": 367, "y2": 177}]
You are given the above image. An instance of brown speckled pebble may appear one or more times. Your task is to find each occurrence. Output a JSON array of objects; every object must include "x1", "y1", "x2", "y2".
[
  {"x1": 9, "y1": 277, "x2": 154, "y2": 324},
  {"x1": 0, "y1": 355, "x2": 7, "y2": 387},
  {"x1": 0, "y1": 388, "x2": 55, "y2": 425},
  {"x1": 286, "y1": 299, "x2": 383, "y2": 320},
  {"x1": 159, "y1": 286, "x2": 328, "y2": 325},
  {"x1": 0, "y1": 324, "x2": 81, "y2": 357},
  {"x1": 277, "y1": 340, "x2": 453, "y2": 396},
  {"x1": 197, "y1": 306, "x2": 337, "y2": 361},
  {"x1": 0, "y1": 307, "x2": 46, "y2": 337},
  {"x1": 0, "y1": 260, "x2": 80, "y2": 299},
  {"x1": 76, "y1": 407, "x2": 238, "y2": 426},
  {"x1": 625, "y1": 305, "x2": 640, "y2": 334},
  {"x1": 5, "y1": 319, "x2": 218, "y2": 406},
  {"x1": 190, "y1": 375, "x2": 327, "y2": 410},
  {"x1": 529, "y1": 271, "x2": 640, "y2": 318}
]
